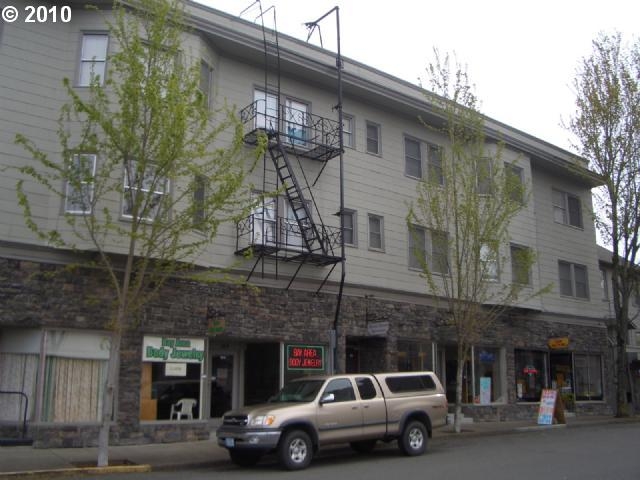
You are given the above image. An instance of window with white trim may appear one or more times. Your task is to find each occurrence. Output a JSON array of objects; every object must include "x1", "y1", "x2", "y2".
[
  {"x1": 510, "y1": 244, "x2": 532, "y2": 286},
  {"x1": 78, "y1": 33, "x2": 108, "y2": 86},
  {"x1": 428, "y1": 144, "x2": 444, "y2": 185},
  {"x1": 409, "y1": 225, "x2": 449, "y2": 274},
  {"x1": 505, "y1": 163, "x2": 524, "y2": 204},
  {"x1": 122, "y1": 160, "x2": 168, "y2": 220},
  {"x1": 480, "y1": 242, "x2": 499, "y2": 281},
  {"x1": 366, "y1": 121, "x2": 380, "y2": 155},
  {"x1": 558, "y1": 260, "x2": 589, "y2": 299},
  {"x1": 199, "y1": 60, "x2": 213, "y2": 109},
  {"x1": 476, "y1": 157, "x2": 493, "y2": 195},
  {"x1": 552, "y1": 189, "x2": 583, "y2": 228},
  {"x1": 404, "y1": 137, "x2": 422, "y2": 179},
  {"x1": 574, "y1": 354, "x2": 603, "y2": 401},
  {"x1": 65, "y1": 154, "x2": 96, "y2": 214},
  {"x1": 342, "y1": 209, "x2": 357, "y2": 246},
  {"x1": 368, "y1": 214, "x2": 384, "y2": 251},
  {"x1": 342, "y1": 114, "x2": 354, "y2": 148}
]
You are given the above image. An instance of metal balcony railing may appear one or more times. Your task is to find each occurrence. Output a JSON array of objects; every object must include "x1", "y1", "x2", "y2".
[
  {"x1": 240, "y1": 101, "x2": 342, "y2": 162},
  {"x1": 236, "y1": 214, "x2": 342, "y2": 266}
]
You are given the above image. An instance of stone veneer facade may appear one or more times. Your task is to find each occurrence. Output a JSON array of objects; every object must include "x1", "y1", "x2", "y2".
[{"x1": 0, "y1": 258, "x2": 614, "y2": 447}]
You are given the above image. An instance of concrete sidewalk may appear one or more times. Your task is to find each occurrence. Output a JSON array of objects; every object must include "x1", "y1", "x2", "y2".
[{"x1": 0, "y1": 415, "x2": 636, "y2": 478}]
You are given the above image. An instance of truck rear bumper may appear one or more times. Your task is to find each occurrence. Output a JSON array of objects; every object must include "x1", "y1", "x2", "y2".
[{"x1": 216, "y1": 428, "x2": 281, "y2": 451}]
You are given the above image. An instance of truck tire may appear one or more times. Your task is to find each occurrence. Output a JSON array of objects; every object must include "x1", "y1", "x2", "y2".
[
  {"x1": 350, "y1": 439, "x2": 377, "y2": 453},
  {"x1": 229, "y1": 450, "x2": 262, "y2": 467},
  {"x1": 398, "y1": 420, "x2": 427, "y2": 456},
  {"x1": 278, "y1": 430, "x2": 313, "y2": 470}
]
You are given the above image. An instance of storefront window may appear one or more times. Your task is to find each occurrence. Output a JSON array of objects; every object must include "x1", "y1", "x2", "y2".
[
  {"x1": 440, "y1": 344, "x2": 505, "y2": 404},
  {"x1": 140, "y1": 336, "x2": 205, "y2": 421},
  {"x1": 0, "y1": 328, "x2": 110, "y2": 423},
  {"x1": 474, "y1": 347, "x2": 504, "y2": 404},
  {"x1": 574, "y1": 354, "x2": 603, "y2": 401},
  {"x1": 515, "y1": 350, "x2": 548, "y2": 402},
  {"x1": 0, "y1": 329, "x2": 41, "y2": 422},
  {"x1": 397, "y1": 341, "x2": 433, "y2": 372}
]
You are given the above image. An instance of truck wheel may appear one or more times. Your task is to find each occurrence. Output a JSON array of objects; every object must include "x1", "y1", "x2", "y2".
[
  {"x1": 278, "y1": 430, "x2": 313, "y2": 470},
  {"x1": 229, "y1": 450, "x2": 262, "y2": 467},
  {"x1": 350, "y1": 440, "x2": 377, "y2": 453},
  {"x1": 398, "y1": 420, "x2": 427, "y2": 456}
]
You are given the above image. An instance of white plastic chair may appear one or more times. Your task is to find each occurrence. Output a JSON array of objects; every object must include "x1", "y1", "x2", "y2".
[{"x1": 170, "y1": 398, "x2": 197, "y2": 420}]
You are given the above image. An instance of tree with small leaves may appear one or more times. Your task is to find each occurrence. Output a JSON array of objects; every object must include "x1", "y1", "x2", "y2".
[
  {"x1": 14, "y1": 0, "x2": 265, "y2": 465},
  {"x1": 409, "y1": 50, "x2": 543, "y2": 433},
  {"x1": 569, "y1": 32, "x2": 640, "y2": 417}
]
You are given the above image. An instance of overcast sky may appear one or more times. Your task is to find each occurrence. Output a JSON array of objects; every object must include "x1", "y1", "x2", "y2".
[{"x1": 196, "y1": 0, "x2": 639, "y2": 153}]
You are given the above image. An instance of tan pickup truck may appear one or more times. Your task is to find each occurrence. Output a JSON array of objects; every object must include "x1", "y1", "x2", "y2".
[{"x1": 216, "y1": 371, "x2": 447, "y2": 470}]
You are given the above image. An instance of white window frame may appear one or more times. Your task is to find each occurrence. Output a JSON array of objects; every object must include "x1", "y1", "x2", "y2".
[
  {"x1": 365, "y1": 121, "x2": 381, "y2": 155},
  {"x1": 552, "y1": 188, "x2": 583, "y2": 228},
  {"x1": 408, "y1": 224, "x2": 427, "y2": 270},
  {"x1": 476, "y1": 157, "x2": 493, "y2": 195},
  {"x1": 200, "y1": 60, "x2": 213, "y2": 109},
  {"x1": 78, "y1": 33, "x2": 109, "y2": 86},
  {"x1": 342, "y1": 114, "x2": 354, "y2": 148},
  {"x1": 428, "y1": 144, "x2": 444, "y2": 186},
  {"x1": 510, "y1": 244, "x2": 532, "y2": 286},
  {"x1": 368, "y1": 214, "x2": 384, "y2": 251},
  {"x1": 558, "y1": 260, "x2": 589, "y2": 299},
  {"x1": 505, "y1": 163, "x2": 524, "y2": 204},
  {"x1": 480, "y1": 242, "x2": 499, "y2": 282},
  {"x1": 404, "y1": 136, "x2": 422, "y2": 179},
  {"x1": 65, "y1": 153, "x2": 97, "y2": 214},
  {"x1": 342, "y1": 209, "x2": 357, "y2": 247},
  {"x1": 122, "y1": 160, "x2": 169, "y2": 221}
]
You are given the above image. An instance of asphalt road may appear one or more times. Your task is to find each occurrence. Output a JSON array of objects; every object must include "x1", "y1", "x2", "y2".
[{"x1": 72, "y1": 422, "x2": 640, "y2": 480}]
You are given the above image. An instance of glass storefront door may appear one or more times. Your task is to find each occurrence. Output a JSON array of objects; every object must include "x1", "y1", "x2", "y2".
[{"x1": 210, "y1": 354, "x2": 233, "y2": 418}]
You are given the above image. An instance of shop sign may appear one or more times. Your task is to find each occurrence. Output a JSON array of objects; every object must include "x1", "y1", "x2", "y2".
[
  {"x1": 479, "y1": 350, "x2": 495, "y2": 363},
  {"x1": 142, "y1": 336, "x2": 205, "y2": 363},
  {"x1": 286, "y1": 344, "x2": 325, "y2": 371},
  {"x1": 208, "y1": 317, "x2": 225, "y2": 335},
  {"x1": 523, "y1": 365, "x2": 538, "y2": 375},
  {"x1": 548, "y1": 337, "x2": 569, "y2": 349},
  {"x1": 367, "y1": 321, "x2": 389, "y2": 336}
]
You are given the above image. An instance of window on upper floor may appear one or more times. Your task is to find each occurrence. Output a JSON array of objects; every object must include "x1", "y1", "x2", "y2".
[
  {"x1": 64, "y1": 154, "x2": 97, "y2": 214},
  {"x1": 404, "y1": 137, "x2": 422, "y2": 179},
  {"x1": 408, "y1": 225, "x2": 449, "y2": 274},
  {"x1": 510, "y1": 244, "x2": 532, "y2": 286},
  {"x1": 427, "y1": 144, "x2": 444, "y2": 185},
  {"x1": 600, "y1": 268, "x2": 609, "y2": 301},
  {"x1": 480, "y1": 242, "x2": 499, "y2": 281},
  {"x1": 558, "y1": 260, "x2": 589, "y2": 299},
  {"x1": 199, "y1": 60, "x2": 213, "y2": 109},
  {"x1": 122, "y1": 160, "x2": 169, "y2": 221},
  {"x1": 366, "y1": 121, "x2": 381, "y2": 155},
  {"x1": 342, "y1": 209, "x2": 357, "y2": 246},
  {"x1": 476, "y1": 157, "x2": 493, "y2": 195},
  {"x1": 553, "y1": 188, "x2": 583, "y2": 228},
  {"x1": 192, "y1": 174, "x2": 206, "y2": 230},
  {"x1": 505, "y1": 163, "x2": 525, "y2": 204},
  {"x1": 78, "y1": 33, "x2": 109, "y2": 86},
  {"x1": 342, "y1": 114, "x2": 354, "y2": 148},
  {"x1": 368, "y1": 214, "x2": 384, "y2": 251}
]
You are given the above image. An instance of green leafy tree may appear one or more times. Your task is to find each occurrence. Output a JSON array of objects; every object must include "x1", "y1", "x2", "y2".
[
  {"x1": 14, "y1": 0, "x2": 265, "y2": 465},
  {"x1": 409, "y1": 51, "x2": 539, "y2": 433},
  {"x1": 569, "y1": 32, "x2": 640, "y2": 417}
]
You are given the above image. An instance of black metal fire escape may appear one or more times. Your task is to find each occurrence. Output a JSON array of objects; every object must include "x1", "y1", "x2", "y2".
[{"x1": 235, "y1": 2, "x2": 342, "y2": 289}]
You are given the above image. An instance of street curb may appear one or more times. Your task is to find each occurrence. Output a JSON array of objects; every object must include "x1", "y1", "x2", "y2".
[{"x1": 0, "y1": 464, "x2": 151, "y2": 479}]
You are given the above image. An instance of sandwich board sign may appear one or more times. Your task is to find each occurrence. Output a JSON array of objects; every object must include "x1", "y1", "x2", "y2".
[{"x1": 537, "y1": 389, "x2": 557, "y2": 425}]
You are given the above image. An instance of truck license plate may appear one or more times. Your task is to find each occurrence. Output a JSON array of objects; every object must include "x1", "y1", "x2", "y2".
[{"x1": 224, "y1": 438, "x2": 235, "y2": 448}]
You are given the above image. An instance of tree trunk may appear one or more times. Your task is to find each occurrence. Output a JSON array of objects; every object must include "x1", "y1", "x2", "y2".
[
  {"x1": 454, "y1": 345, "x2": 467, "y2": 433},
  {"x1": 97, "y1": 332, "x2": 121, "y2": 467}
]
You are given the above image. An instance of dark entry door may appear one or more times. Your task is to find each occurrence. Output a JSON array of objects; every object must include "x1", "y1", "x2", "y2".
[
  {"x1": 244, "y1": 343, "x2": 280, "y2": 405},
  {"x1": 211, "y1": 354, "x2": 233, "y2": 417}
]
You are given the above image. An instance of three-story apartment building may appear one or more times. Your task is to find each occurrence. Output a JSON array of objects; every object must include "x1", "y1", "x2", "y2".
[{"x1": 0, "y1": 1, "x2": 613, "y2": 446}]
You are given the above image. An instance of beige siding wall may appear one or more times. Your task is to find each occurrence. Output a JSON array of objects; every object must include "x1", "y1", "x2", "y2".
[{"x1": 0, "y1": 4, "x2": 608, "y2": 321}]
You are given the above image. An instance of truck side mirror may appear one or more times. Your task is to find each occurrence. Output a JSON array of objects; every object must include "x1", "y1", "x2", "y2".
[{"x1": 320, "y1": 393, "x2": 335, "y2": 405}]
